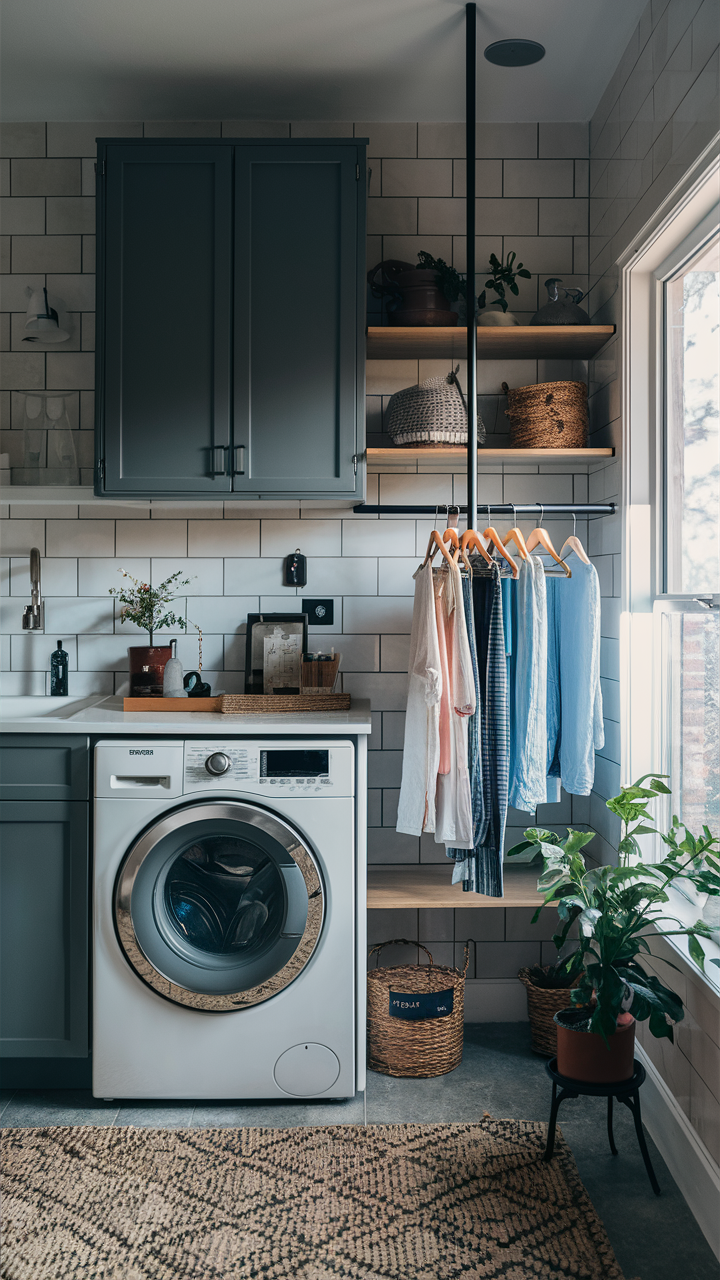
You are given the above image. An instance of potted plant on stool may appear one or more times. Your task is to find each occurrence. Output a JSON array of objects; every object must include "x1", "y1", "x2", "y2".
[
  {"x1": 509, "y1": 775, "x2": 720, "y2": 1082},
  {"x1": 109, "y1": 569, "x2": 195, "y2": 697}
]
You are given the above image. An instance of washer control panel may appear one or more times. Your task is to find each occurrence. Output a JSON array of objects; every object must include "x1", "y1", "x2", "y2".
[{"x1": 183, "y1": 740, "x2": 353, "y2": 797}]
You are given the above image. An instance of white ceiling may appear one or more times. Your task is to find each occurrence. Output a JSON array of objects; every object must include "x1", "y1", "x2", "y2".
[{"x1": 2, "y1": 0, "x2": 647, "y2": 123}]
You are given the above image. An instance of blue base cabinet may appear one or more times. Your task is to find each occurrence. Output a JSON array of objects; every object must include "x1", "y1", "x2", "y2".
[
  {"x1": 0, "y1": 737, "x2": 90, "y2": 1082},
  {"x1": 95, "y1": 137, "x2": 367, "y2": 501}
]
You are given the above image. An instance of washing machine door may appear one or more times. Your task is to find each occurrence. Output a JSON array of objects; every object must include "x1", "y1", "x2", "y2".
[{"x1": 114, "y1": 801, "x2": 324, "y2": 1011}]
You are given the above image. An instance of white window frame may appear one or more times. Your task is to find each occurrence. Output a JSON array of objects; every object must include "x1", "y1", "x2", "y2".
[{"x1": 620, "y1": 140, "x2": 720, "y2": 989}]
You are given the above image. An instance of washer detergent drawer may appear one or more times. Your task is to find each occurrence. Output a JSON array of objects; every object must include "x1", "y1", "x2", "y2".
[{"x1": 95, "y1": 741, "x2": 184, "y2": 799}]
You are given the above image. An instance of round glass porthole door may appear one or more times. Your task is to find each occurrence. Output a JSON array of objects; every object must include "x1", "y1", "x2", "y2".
[{"x1": 114, "y1": 802, "x2": 324, "y2": 1011}]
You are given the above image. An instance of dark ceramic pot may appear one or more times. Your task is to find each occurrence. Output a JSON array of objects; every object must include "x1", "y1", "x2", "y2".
[
  {"x1": 128, "y1": 645, "x2": 172, "y2": 697},
  {"x1": 367, "y1": 260, "x2": 459, "y2": 327},
  {"x1": 554, "y1": 1008, "x2": 636, "y2": 1083}
]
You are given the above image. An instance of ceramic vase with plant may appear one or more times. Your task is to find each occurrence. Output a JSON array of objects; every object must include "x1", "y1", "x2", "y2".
[
  {"x1": 109, "y1": 569, "x2": 199, "y2": 697},
  {"x1": 509, "y1": 774, "x2": 720, "y2": 1082},
  {"x1": 477, "y1": 251, "x2": 531, "y2": 326}
]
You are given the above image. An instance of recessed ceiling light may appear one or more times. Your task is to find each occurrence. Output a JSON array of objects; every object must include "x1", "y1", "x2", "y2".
[{"x1": 484, "y1": 39, "x2": 545, "y2": 67}]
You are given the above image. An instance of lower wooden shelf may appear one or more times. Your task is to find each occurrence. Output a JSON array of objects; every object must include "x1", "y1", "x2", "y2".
[{"x1": 367, "y1": 864, "x2": 544, "y2": 909}]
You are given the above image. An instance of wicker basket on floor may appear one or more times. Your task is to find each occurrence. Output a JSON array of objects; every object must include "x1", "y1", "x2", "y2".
[
  {"x1": 502, "y1": 380, "x2": 588, "y2": 448},
  {"x1": 518, "y1": 966, "x2": 581, "y2": 1056},
  {"x1": 367, "y1": 939, "x2": 470, "y2": 1078}
]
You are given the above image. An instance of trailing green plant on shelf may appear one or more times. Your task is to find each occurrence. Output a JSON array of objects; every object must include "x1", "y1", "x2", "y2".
[
  {"x1": 415, "y1": 251, "x2": 467, "y2": 304},
  {"x1": 507, "y1": 774, "x2": 720, "y2": 1044},
  {"x1": 477, "y1": 251, "x2": 531, "y2": 312}
]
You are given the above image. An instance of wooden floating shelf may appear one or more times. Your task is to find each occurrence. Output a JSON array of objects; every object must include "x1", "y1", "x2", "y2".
[
  {"x1": 367, "y1": 864, "x2": 544, "y2": 909},
  {"x1": 366, "y1": 325, "x2": 615, "y2": 361},
  {"x1": 367, "y1": 447, "x2": 614, "y2": 463}
]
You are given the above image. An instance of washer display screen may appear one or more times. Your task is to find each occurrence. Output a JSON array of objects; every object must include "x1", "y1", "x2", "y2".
[{"x1": 260, "y1": 749, "x2": 329, "y2": 778}]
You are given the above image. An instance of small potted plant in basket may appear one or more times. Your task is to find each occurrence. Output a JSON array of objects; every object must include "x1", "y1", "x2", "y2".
[
  {"x1": 109, "y1": 569, "x2": 198, "y2": 697},
  {"x1": 509, "y1": 774, "x2": 720, "y2": 1082}
]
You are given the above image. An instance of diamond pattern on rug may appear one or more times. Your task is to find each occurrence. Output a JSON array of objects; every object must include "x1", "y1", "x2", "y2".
[{"x1": 1, "y1": 1118, "x2": 629, "y2": 1279}]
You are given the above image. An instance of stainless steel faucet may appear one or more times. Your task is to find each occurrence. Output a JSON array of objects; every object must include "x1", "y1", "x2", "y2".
[{"x1": 22, "y1": 547, "x2": 44, "y2": 631}]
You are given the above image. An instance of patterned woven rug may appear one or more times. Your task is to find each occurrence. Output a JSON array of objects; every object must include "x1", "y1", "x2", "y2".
[{"x1": 1, "y1": 1118, "x2": 630, "y2": 1280}]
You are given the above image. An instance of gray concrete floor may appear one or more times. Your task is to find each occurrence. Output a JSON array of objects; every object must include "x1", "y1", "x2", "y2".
[{"x1": 1, "y1": 1024, "x2": 715, "y2": 1280}]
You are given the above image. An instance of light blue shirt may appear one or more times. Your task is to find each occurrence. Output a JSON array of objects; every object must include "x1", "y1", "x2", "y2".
[{"x1": 546, "y1": 560, "x2": 604, "y2": 798}]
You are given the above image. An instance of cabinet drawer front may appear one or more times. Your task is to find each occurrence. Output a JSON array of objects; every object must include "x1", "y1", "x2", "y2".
[
  {"x1": 0, "y1": 736, "x2": 89, "y2": 800},
  {"x1": 0, "y1": 801, "x2": 89, "y2": 1058}
]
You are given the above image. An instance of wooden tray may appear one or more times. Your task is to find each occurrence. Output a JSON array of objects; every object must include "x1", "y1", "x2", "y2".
[
  {"x1": 122, "y1": 694, "x2": 351, "y2": 713},
  {"x1": 123, "y1": 697, "x2": 222, "y2": 712}
]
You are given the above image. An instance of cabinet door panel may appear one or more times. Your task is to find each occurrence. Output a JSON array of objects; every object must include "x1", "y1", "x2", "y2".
[
  {"x1": 100, "y1": 145, "x2": 233, "y2": 494},
  {"x1": 234, "y1": 146, "x2": 361, "y2": 496},
  {"x1": 0, "y1": 802, "x2": 88, "y2": 1058}
]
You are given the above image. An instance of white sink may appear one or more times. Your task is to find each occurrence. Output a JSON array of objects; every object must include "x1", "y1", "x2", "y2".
[{"x1": 0, "y1": 695, "x2": 103, "y2": 720}]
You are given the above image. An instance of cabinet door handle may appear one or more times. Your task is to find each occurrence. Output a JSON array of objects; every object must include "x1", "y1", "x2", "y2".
[
  {"x1": 233, "y1": 445, "x2": 246, "y2": 476},
  {"x1": 212, "y1": 445, "x2": 228, "y2": 475}
]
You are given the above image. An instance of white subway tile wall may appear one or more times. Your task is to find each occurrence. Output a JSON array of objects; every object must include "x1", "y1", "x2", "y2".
[{"x1": 586, "y1": 0, "x2": 720, "y2": 1152}]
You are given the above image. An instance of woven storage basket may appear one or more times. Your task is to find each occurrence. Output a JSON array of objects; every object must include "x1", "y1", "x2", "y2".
[
  {"x1": 502, "y1": 380, "x2": 588, "y2": 448},
  {"x1": 518, "y1": 966, "x2": 581, "y2": 1056},
  {"x1": 385, "y1": 375, "x2": 485, "y2": 448},
  {"x1": 367, "y1": 939, "x2": 469, "y2": 1078}
]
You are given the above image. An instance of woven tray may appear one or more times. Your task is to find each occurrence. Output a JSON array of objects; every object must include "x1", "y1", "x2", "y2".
[
  {"x1": 367, "y1": 939, "x2": 469, "y2": 1078},
  {"x1": 220, "y1": 693, "x2": 351, "y2": 712}
]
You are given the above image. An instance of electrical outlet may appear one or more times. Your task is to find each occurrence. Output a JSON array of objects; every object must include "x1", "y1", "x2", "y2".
[{"x1": 302, "y1": 598, "x2": 334, "y2": 626}]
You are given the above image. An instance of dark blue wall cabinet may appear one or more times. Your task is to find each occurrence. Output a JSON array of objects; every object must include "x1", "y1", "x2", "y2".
[{"x1": 95, "y1": 138, "x2": 367, "y2": 499}]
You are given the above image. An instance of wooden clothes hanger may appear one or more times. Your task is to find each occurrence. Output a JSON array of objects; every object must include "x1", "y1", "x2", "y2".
[
  {"x1": 481, "y1": 505, "x2": 519, "y2": 578},
  {"x1": 558, "y1": 513, "x2": 590, "y2": 565},
  {"x1": 460, "y1": 528, "x2": 494, "y2": 568},
  {"x1": 502, "y1": 505, "x2": 529, "y2": 561},
  {"x1": 525, "y1": 505, "x2": 571, "y2": 577},
  {"x1": 422, "y1": 505, "x2": 456, "y2": 569}
]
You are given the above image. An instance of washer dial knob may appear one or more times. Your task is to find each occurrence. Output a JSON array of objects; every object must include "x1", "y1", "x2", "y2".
[{"x1": 205, "y1": 752, "x2": 231, "y2": 776}]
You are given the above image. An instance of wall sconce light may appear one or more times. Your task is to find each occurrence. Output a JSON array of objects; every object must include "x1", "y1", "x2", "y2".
[{"x1": 23, "y1": 286, "x2": 70, "y2": 343}]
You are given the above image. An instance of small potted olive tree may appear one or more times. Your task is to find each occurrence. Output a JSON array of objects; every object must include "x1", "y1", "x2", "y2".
[
  {"x1": 509, "y1": 775, "x2": 720, "y2": 1082},
  {"x1": 109, "y1": 569, "x2": 196, "y2": 697}
]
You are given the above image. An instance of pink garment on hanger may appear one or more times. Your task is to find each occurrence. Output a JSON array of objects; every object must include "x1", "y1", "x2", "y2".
[
  {"x1": 433, "y1": 573, "x2": 452, "y2": 776},
  {"x1": 434, "y1": 563, "x2": 475, "y2": 848}
]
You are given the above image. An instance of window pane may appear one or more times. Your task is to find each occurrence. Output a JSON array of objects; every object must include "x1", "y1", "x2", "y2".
[
  {"x1": 666, "y1": 610, "x2": 719, "y2": 835},
  {"x1": 665, "y1": 236, "x2": 720, "y2": 593}
]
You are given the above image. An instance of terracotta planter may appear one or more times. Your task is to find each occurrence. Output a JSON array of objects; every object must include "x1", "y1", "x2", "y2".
[
  {"x1": 128, "y1": 645, "x2": 172, "y2": 697},
  {"x1": 554, "y1": 1008, "x2": 636, "y2": 1083}
]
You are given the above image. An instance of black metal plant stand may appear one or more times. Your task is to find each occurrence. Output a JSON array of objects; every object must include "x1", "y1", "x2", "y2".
[{"x1": 543, "y1": 1058, "x2": 661, "y2": 1195}]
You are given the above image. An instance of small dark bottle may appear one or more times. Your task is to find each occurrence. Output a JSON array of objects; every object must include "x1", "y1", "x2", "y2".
[{"x1": 50, "y1": 639, "x2": 69, "y2": 696}]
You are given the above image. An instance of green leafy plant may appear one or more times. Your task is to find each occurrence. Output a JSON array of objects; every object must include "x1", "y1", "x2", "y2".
[
  {"x1": 477, "y1": 251, "x2": 531, "y2": 312},
  {"x1": 109, "y1": 569, "x2": 195, "y2": 644},
  {"x1": 508, "y1": 776, "x2": 720, "y2": 1045},
  {"x1": 525, "y1": 961, "x2": 578, "y2": 990},
  {"x1": 416, "y1": 251, "x2": 466, "y2": 304}
]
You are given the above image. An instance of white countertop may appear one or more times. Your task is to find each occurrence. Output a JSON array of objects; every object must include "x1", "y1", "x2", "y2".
[{"x1": 0, "y1": 695, "x2": 373, "y2": 736}]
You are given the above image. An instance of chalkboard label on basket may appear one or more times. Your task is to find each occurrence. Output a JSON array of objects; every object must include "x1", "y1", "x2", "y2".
[{"x1": 388, "y1": 989, "x2": 454, "y2": 1020}]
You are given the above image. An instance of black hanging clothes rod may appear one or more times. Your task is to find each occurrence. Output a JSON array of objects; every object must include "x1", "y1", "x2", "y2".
[{"x1": 352, "y1": 503, "x2": 616, "y2": 517}]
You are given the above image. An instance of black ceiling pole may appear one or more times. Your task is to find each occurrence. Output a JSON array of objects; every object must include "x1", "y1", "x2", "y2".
[{"x1": 466, "y1": 2, "x2": 477, "y2": 533}]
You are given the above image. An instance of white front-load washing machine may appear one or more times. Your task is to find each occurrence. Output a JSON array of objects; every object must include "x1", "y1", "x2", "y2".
[{"x1": 93, "y1": 737, "x2": 357, "y2": 1100}]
